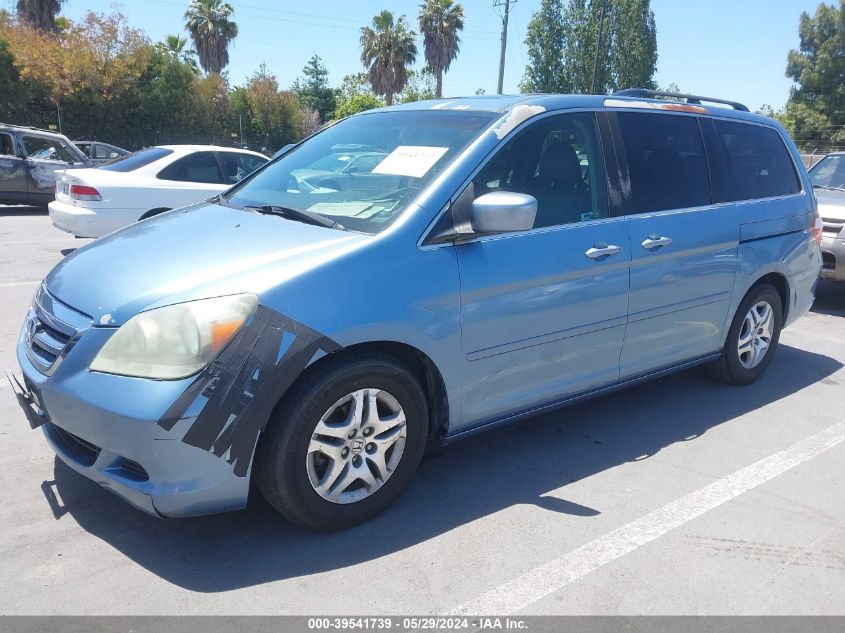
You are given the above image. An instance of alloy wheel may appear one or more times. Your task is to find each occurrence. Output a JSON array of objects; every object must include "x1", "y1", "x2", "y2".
[
  {"x1": 737, "y1": 300, "x2": 774, "y2": 369},
  {"x1": 306, "y1": 388, "x2": 407, "y2": 504}
]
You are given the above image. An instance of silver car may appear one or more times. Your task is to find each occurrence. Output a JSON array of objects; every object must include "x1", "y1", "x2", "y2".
[{"x1": 810, "y1": 152, "x2": 845, "y2": 281}]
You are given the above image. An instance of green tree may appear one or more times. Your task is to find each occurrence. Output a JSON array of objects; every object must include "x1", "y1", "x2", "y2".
[
  {"x1": 293, "y1": 54, "x2": 337, "y2": 121},
  {"x1": 521, "y1": 0, "x2": 657, "y2": 94},
  {"x1": 360, "y1": 10, "x2": 417, "y2": 106},
  {"x1": 398, "y1": 67, "x2": 437, "y2": 103},
  {"x1": 245, "y1": 63, "x2": 302, "y2": 152},
  {"x1": 334, "y1": 93, "x2": 382, "y2": 119},
  {"x1": 16, "y1": 0, "x2": 63, "y2": 33},
  {"x1": 337, "y1": 72, "x2": 376, "y2": 101},
  {"x1": 521, "y1": 0, "x2": 567, "y2": 92},
  {"x1": 784, "y1": 1, "x2": 845, "y2": 153},
  {"x1": 184, "y1": 0, "x2": 238, "y2": 75},
  {"x1": 0, "y1": 35, "x2": 32, "y2": 121},
  {"x1": 418, "y1": 0, "x2": 464, "y2": 98}
]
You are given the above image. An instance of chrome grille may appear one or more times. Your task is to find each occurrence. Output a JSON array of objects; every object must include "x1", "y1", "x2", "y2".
[{"x1": 24, "y1": 285, "x2": 90, "y2": 375}]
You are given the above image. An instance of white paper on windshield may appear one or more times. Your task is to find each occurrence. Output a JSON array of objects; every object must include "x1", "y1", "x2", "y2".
[
  {"x1": 371, "y1": 146, "x2": 449, "y2": 178},
  {"x1": 308, "y1": 201, "x2": 385, "y2": 219}
]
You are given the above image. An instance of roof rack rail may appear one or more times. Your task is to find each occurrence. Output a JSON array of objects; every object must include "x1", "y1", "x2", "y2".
[{"x1": 612, "y1": 88, "x2": 749, "y2": 112}]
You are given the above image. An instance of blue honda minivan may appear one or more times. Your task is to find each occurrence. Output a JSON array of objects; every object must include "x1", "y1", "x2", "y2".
[{"x1": 10, "y1": 90, "x2": 823, "y2": 529}]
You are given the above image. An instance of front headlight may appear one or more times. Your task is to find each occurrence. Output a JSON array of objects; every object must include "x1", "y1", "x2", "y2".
[{"x1": 90, "y1": 293, "x2": 258, "y2": 379}]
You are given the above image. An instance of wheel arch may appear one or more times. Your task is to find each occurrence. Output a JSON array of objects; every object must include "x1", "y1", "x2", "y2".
[
  {"x1": 307, "y1": 341, "x2": 450, "y2": 444},
  {"x1": 139, "y1": 207, "x2": 171, "y2": 220},
  {"x1": 749, "y1": 271, "x2": 790, "y2": 322}
]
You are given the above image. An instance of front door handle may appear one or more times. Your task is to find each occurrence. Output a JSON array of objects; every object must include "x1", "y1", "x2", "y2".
[
  {"x1": 585, "y1": 244, "x2": 622, "y2": 259},
  {"x1": 641, "y1": 235, "x2": 673, "y2": 250}
]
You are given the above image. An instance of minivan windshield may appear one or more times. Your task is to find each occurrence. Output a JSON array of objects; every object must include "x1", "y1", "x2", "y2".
[
  {"x1": 809, "y1": 154, "x2": 845, "y2": 191},
  {"x1": 224, "y1": 110, "x2": 497, "y2": 233}
]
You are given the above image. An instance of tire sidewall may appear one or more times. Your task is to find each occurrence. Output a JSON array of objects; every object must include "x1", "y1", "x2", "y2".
[
  {"x1": 266, "y1": 359, "x2": 427, "y2": 529},
  {"x1": 725, "y1": 285, "x2": 783, "y2": 384}
]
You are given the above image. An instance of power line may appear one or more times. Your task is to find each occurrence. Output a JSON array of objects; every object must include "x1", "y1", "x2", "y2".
[{"x1": 148, "y1": 0, "x2": 498, "y2": 37}]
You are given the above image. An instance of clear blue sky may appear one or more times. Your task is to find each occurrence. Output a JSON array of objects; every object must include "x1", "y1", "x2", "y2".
[{"x1": 51, "y1": 0, "x2": 819, "y2": 112}]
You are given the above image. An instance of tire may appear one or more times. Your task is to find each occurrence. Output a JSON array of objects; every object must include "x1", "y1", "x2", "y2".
[
  {"x1": 253, "y1": 351, "x2": 428, "y2": 530},
  {"x1": 706, "y1": 283, "x2": 783, "y2": 385}
]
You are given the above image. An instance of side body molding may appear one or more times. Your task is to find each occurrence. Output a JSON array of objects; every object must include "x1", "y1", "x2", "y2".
[{"x1": 157, "y1": 305, "x2": 341, "y2": 476}]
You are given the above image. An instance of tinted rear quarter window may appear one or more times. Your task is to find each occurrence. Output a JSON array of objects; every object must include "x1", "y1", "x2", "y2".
[
  {"x1": 714, "y1": 120, "x2": 800, "y2": 201},
  {"x1": 617, "y1": 112, "x2": 711, "y2": 213},
  {"x1": 100, "y1": 147, "x2": 173, "y2": 172},
  {"x1": 157, "y1": 152, "x2": 223, "y2": 184}
]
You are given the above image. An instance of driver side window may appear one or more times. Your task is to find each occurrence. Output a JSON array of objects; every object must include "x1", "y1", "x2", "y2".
[{"x1": 473, "y1": 112, "x2": 608, "y2": 229}]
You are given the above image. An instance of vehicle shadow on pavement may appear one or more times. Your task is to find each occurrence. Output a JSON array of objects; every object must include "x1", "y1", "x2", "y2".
[
  {"x1": 811, "y1": 280, "x2": 845, "y2": 317},
  {"x1": 0, "y1": 205, "x2": 44, "y2": 216},
  {"x1": 49, "y1": 343, "x2": 843, "y2": 592}
]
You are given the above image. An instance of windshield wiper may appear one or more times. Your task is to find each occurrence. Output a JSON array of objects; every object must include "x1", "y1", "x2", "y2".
[{"x1": 246, "y1": 204, "x2": 345, "y2": 230}]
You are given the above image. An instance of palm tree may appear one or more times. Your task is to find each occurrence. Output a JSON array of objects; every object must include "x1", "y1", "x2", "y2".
[
  {"x1": 418, "y1": 0, "x2": 464, "y2": 98},
  {"x1": 184, "y1": 0, "x2": 238, "y2": 75},
  {"x1": 161, "y1": 34, "x2": 189, "y2": 57},
  {"x1": 360, "y1": 10, "x2": 417, "y2": 106},
  {"x1": 158, "y1": 34, "x2": 199, "y2": 72},
  {"x1": 16, "y1": 0, "x2": 64, "y2": 33}
]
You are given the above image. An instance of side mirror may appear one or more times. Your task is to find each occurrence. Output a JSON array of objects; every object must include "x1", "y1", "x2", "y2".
[{"x1": 470, "y1": 191, "x2": 537, "y2": 234}]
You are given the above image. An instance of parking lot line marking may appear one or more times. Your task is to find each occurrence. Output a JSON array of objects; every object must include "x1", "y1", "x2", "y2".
[
  {"x1": 0, "y1": 281, "x2": 39, "y2": 288},
  {"x1": 448, "y1": 418, "x2": 845, "y2": 616}
]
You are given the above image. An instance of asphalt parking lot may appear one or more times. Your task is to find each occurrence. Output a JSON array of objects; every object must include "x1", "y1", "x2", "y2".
[{"x1": 1, "y1": 206, "x2": 844, "y2": 616}]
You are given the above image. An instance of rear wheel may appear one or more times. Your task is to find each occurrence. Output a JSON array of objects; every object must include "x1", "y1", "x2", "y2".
[
  {"x1": 254, "y1": 352, "x2": 428, "y2": 530},
  {"x1": 706, "y1": 284, "x2": 783, "y2": 385}
]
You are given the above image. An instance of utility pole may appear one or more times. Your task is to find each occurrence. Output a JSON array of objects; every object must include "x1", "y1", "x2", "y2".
[
  {"x1": 590, "y1": 0, "x2": 607, "y2": 94},
  {"x1": 495, "y1": 0, "x2": 515, "y2": 94}
]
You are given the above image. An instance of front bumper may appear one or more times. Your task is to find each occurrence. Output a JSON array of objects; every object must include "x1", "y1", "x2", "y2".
[
  {"x1": 13, "y1": 297, "x2": 251, "y2": 518},
  {"x1": 48, "y1": 199, "x2": 143, "y2": 239},
  {"x1": 820, "y1": 234, "x2": 845, "y2": 282}
]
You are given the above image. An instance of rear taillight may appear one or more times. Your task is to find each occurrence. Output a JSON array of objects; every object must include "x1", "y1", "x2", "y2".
[
  {"x1": 69, "y1": 184, "x2": 102, "y2": 201},
  {"x1": 811, "y1": 213, "x2": 823, "y2": 246}
]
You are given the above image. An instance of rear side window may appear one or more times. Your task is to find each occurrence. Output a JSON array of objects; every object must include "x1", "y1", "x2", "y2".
[
  {"x1": 157, "y1": 151, "x2": 223, "y2": 184},
  {"x1": 617, "y1": 112, "x2": 711, "y2": 213},
  {"x1": 100, "y1": 147, "x2": 173, "y2": 172},
  {"x1": 714, "y1": 120, "x2": 800, "y2": 201}
]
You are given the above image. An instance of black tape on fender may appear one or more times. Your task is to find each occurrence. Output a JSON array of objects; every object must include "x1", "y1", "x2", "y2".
[{"x1": 157, "y1": 306, "x2": 341, "y2": 476}]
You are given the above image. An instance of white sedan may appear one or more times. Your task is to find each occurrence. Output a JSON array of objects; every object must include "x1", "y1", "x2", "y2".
[{"x1": 49, "y1": 145, "x2": 268, "y2": 238}]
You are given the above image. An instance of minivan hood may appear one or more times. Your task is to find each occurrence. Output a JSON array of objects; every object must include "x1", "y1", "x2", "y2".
[
  {"x1": 816, "y1": 188, "x2": 845, "y2": 222},
  {"x1": 45, "y1": 202, "x2": 367, "y2": 325}
]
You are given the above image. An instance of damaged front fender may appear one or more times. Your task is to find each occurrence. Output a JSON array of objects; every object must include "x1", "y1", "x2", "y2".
[{"x1": 157, "y1": 305, "x2": 341, "y2": 477}]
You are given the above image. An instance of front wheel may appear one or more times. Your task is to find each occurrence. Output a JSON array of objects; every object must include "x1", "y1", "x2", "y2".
[
  {"x1": 706, "y1": 284, "x2": 783, "y2": 385},
  {"x1": 253, "y1": 352, "x2": 428, "y2": 530}
]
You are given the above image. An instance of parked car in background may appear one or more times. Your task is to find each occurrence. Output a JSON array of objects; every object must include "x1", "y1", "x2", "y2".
[
  {"x1": 808, "y1": 152, "x2": 845, "y2": 281},
  {"x1": 74, "y1": 140, "x2": 130, "y2": 164},
  {"x1": 0, "y1": 123, "x2": 89, "y2": 207},
  {"x1": 11, "y1": 91, "x2": 822, "y2": 529},
  {"x1": 292, "y1": 144, "x2": 389, "y2": 192},
  {"x1": 48, "y1": 145, "x2": 268, "y2": 237}
]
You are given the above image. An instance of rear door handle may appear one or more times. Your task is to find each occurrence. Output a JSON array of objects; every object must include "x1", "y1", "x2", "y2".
[
  {"x1": 585, "y1": 244, "x2": 622, "y2": 259},
  {"x1": 641, "y1": 235, "x2": 673, "y2": 250}
]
